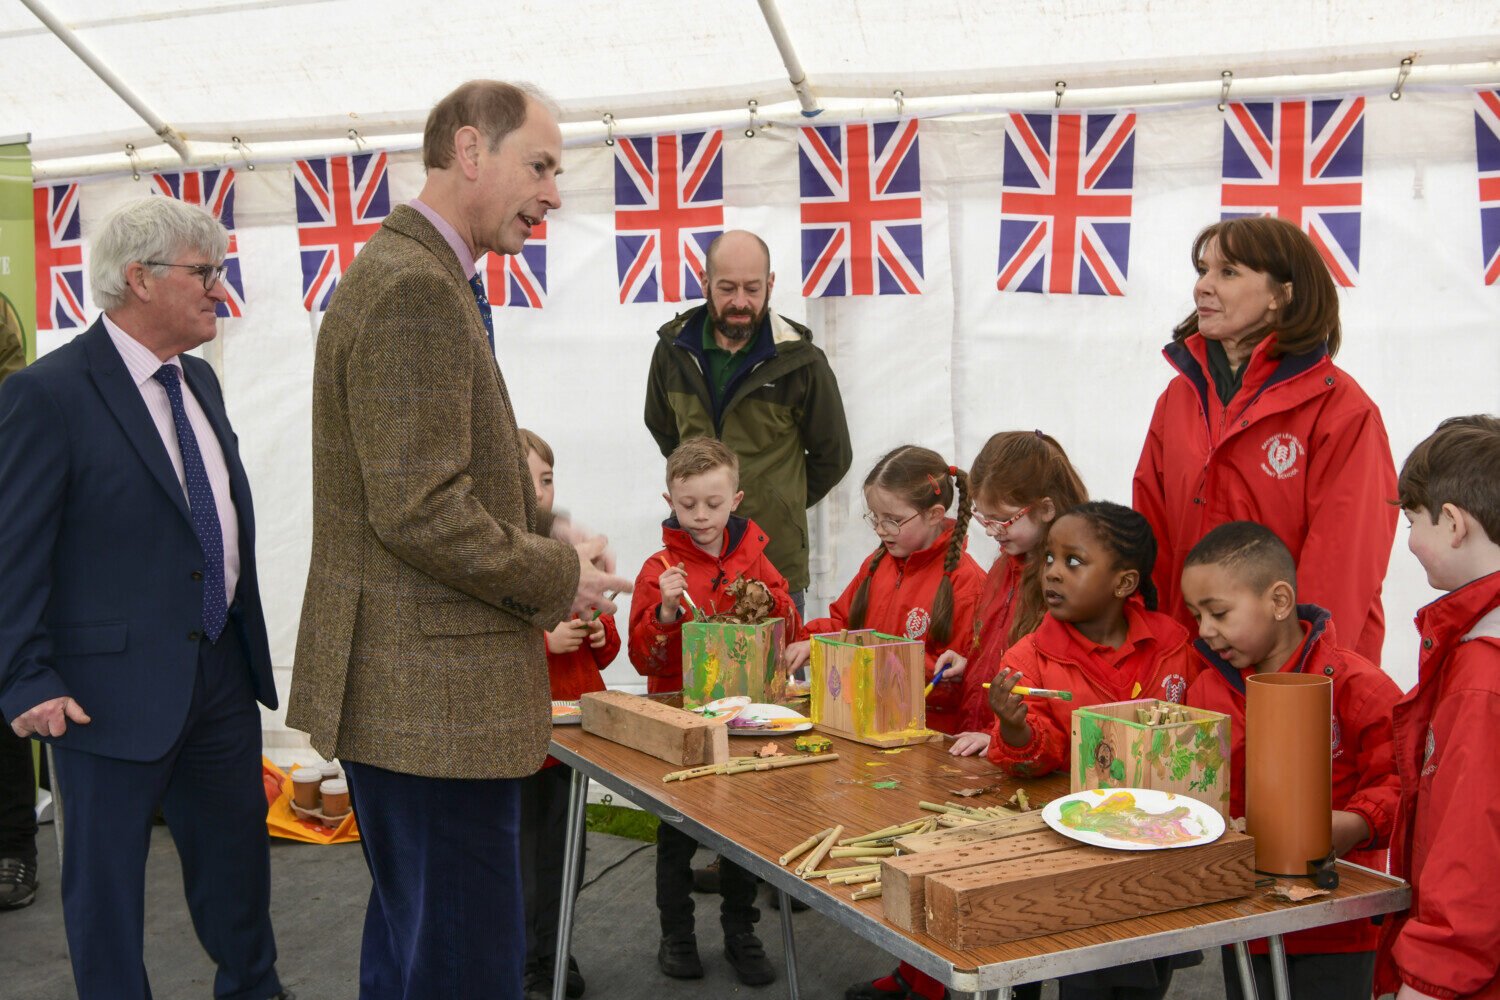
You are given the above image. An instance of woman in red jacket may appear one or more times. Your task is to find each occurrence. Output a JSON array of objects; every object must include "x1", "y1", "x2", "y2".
[
  {"x1": 783, "y1": 445, "x2": 984, "y2": 736},
  {"x1": 1132, "y1": 215, "x2": 1397, "y2": 664}
]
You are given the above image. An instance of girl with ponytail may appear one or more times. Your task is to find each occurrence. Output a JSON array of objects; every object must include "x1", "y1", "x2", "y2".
[{"x1": 783, "y1": 445, "x2": 985, "y2": 735}]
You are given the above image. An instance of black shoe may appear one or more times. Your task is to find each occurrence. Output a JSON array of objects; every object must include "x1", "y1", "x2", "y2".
[
  {"x1": 0, "y1": 857, "x2": 37, "y2": 910},
  {"x1": 271, "y1": 992, "x2": 297, "y2": 1000},
  {"x1": 767, "y1": 886, "x2": 810, "y2": 912},
  {"x1": 846, "y1": 969, "x2": 946, "y2": 1000},
  {"x1": 564, "y1": 955, "x2": 584, "y2": 999},
  {"x1": 523, "y1": 966, "x2": 552, "y2": 1000},
  {"x1": 657, "y1": 934, "x2": 704, "y2": 980},
  {"x1": 691, "y1": 857, "x2": 721, "y2": 894},
  {"x1": 724, "y1": 930, "x2": 775, "y2": 986}
]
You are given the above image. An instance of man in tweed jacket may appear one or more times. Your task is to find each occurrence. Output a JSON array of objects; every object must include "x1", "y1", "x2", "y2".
[{"x1": 288, "y1": 81, "x2": 628, "y2": 999}]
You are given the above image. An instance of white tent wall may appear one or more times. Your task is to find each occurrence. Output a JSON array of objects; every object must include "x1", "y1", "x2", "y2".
[{"x1": 29, "y1": 88, "x2": 1500, "y2": 764}]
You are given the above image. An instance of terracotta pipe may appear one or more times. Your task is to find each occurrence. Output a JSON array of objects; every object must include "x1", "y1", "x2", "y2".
[{"x1": 1245, "y1": 673, "x2": 1332, "y2": 876}]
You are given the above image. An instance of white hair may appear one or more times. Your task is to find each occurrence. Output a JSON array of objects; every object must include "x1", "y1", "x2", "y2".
[{"x1": 90, "y1": 197, "x2": 230, "y2": 311}]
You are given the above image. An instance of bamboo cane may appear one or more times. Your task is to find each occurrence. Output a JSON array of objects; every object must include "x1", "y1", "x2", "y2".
[
  {"x1": 778, "y1": 827, "x2": 834, "y2": 867},
  {"x1": 851, "y1": 883, "x2": 883, "y2": 900},
  {"x1": 801, "y1": 863, "x2": 880, "y2": 880},
  {"x1": 838, "y1": 818, "x2": 928, "y2": 846},
  {"x1": 828, "y1": 845, "x2": 896, "y2": 858},
  {"x1": 795, "y1": 824, "x2": 844, "y2": 879},
  {"x1": 833, "y1": 871, "x2": 881, "y2": 886}
]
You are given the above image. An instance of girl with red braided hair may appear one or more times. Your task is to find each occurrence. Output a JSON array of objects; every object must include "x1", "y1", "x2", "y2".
[{"x1": 783, "y1": 445, "x2": 985, "y2": 735}]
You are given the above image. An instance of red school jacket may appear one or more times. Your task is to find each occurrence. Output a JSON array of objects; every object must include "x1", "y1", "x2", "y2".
[
  {"x1": 954, "y1": 554, "x2": 1027, "y2": 733},
  {"x1": 1376, "y1": 570, "x2": 1500, "y2": 1000},
  {"x1": 985, "y1": 599, "x2": 1199, "y2": 777},
  {"x1": 541, "y1": 615, "x2": 620, "y2": 768},
  {"x1": 1132, "y1": 333, "x2": 1397, "y2": 663},
  {"x1": 628, "y1": 515, "x2": 801, "y2": 695},
  {"x1": 1187, "y1": 605, "x2": 1400, "y2": 955},
  {"x1": 803, "y1": 520, "x2": 986, "y2": 735}
]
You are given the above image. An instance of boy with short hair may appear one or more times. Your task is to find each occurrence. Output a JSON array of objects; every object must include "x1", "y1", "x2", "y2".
[
  {"x1": 1181, "y1": 520, "x2": 1401, "y2": 1000},
  {"x1": 628, "y1": 436, "x2": 801, "y2": 987},
  {"x1": 1378, "y1": 414, "x2": 1500, "y2": 1000}
]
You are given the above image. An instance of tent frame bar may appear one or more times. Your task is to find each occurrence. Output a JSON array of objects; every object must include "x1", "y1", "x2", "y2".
[
  {"x1": 20, "y1": 0, "x2": 190, "y2": 161},
  {"x1": 756, "y1": 0, "x2": 821, "y2": 116}
]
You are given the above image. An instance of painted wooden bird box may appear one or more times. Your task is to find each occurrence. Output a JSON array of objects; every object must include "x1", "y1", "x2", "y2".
[
  {"x1": 1070, "y1": 699, "x2": 1231, "y2": 818},
  {"x1": 680, "y1": 618, "x2": 788, "y2": 709},
  {"x1": 808, "y1": 630, "x2": 936, "y2": 747}
]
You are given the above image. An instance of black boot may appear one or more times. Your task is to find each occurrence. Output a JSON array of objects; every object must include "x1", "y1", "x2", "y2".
[
  {"x1": 0, "y1": 857, "x2": 37, "y2": 910},
  {"x1": 657, "y1": 934, "x2": 704, "y2": 979},
  {"x1": 724, "y1": 930, "x2": 775, "y2": 986}
]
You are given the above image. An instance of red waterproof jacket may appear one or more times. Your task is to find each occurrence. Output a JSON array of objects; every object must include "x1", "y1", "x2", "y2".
[
  {"x1": 628, "y1": 516, "x2": 801, "y2": 694},
  {"x1": 1132, "y1": 333, "x2": 1397, "y2": 663},
  {"x1": 954, "y1": 554, "x2": 1027, "y2": 733},
  {"x1": 804, "y1": 520, "x2": 985, "y2": 734},
  {"x1": 986, "y1": 600, "x2": 1199, "y2": 776},
  {"x1": 541, "y1": 616, "x2": 620, "y2": 768},
  {"x1": 1377, "y1": 570, "x2": 1500, "y2": 999},
  {"x1": 1187, "y1": 605, "x2": 1400, "y2": 954}
]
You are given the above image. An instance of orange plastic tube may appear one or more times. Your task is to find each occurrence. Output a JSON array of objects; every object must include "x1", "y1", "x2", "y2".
[{"x1": 1245, "y1": 673, "x2": 1333, "y2": 876}]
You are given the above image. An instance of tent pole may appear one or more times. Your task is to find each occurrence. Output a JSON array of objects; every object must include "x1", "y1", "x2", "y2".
[
  {"x1": 756, "y1": 0, "x2": 822, "y2": 116},
  {"x1": 19, "y1": 0, "x2": 191, "y2": 161}
]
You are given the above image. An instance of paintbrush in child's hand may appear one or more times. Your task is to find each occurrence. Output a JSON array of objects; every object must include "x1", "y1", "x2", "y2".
[
  {"x1": 981, "y1": 683, "x2": 1073, "y2": 701},
  {"x1": 656, "y1": 556, "x2": 701, "y2": 614},
  {"x1": 924, "y1": 661, "x2": 954, "y2": 697}
]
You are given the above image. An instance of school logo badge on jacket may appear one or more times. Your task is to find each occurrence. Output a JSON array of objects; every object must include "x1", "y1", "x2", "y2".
[
  {"x1": 1421, "y1": 725, "x2": 1438, "y2": 777},
  {"x1": 1260, "y1": 432, "x2": 1305, "y2": 479},
  {"x1": 905, "y1": 607, "x2": 931, "y2": 640}
]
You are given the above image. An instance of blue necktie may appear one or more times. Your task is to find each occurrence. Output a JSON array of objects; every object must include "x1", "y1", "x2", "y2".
[
  {"x1": 468, "y1": 273, "x2": 495, "y2": 351},
  {"x1": 153, "y1": 365, "x2": 228, "y2": 642}
]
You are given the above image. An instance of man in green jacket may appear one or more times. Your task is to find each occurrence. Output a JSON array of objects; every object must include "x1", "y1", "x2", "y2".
[{"x1": 643, "y1": 230, "x2": 852, "y2": 609}]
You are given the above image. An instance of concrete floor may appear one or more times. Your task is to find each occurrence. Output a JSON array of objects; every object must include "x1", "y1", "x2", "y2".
[{"x1": 4, "y1": 824, "x2": 1230, "y2": 999}]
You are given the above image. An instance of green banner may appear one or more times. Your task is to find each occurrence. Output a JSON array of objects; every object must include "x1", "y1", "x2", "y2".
[{"x1": 0, "y1": 140, "x2": 35, "y2": 366}]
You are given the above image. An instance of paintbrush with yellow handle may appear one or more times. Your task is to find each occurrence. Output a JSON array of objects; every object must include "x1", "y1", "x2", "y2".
[{"x1": 982, "y1": 683, "x2": 1074, "y2": 701}]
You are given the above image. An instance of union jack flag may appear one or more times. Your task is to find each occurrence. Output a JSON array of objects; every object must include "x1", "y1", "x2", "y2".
[
  {"x1": 481, "y1": 220, "x2": 547, "y2": 308},
  {"x1": 614, "y1": 130, "x2": 724, "y2": 304},
  {"x1": 1475, "y1": 90, "x2": 1500, "y2": 285},
  {"x1": 151, "y1": 169, "x2": 245, "y2": 317},
  {"x1": 33, "y1": 183, "x2": 86, "y2": 330},
  {"x1": 1221, "y1": 98, "x2": 1365, "y2": 287},
  {"x1": 798, "y1": 119, "x2": 923, "y2": 297},
  {"x1": 996, "y1": 112, "x2": 1135, "y2": 296},
  {"x1": 293, "y1": 152, "x2": 391, "y2": 312}
]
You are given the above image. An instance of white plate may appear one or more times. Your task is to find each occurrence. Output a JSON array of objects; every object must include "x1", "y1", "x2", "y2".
[
  {"x1": 1042, "y1": 787, "x2": 1224, "y2": 851},
  {"x1": 550, "y1": 700, "x2": 582, "y2": 725},
  {"x1": 726, "y1": 703, "x2": 812, "y2": 735},
  {"x1": 696, "y1": 696, "x2": 752, "y2": 722}
]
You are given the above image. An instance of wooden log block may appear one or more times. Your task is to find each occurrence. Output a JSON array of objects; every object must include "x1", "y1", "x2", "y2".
[
  {"x1": 580, "y1": 690, "x2": 729, "y2": 766},
  {"x1": 894, "y1": 810, "x2": 1049, "y2": 854},
  {"x1": 880, "y1": 829, "x2": 1079, "y2": 932},
  {"x1": 923, "y1": 831, "x2": 1257, "y2": 950}
]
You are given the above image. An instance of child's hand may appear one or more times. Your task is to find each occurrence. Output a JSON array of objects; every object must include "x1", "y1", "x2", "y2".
[
  {"x1": 782, "y1": 640, "x2": 812, "y2": 672},
  {"x1": 1331, "y1": 809, "x2": 1371, "y2": 858},
  {"x1": 949, "y1": 730, "x2": 992, "y2": 756},
  {"x1": 586, "y1": 618, "x2": 607, "y2": 648},
  {"x1": 657, "y1": 564, "x2": 689, "y2": 624},
  {"x1": 988, "y1": 668, "x2": 1032, "y2": 747},
  {"x1": 546, "y1": 618, "x2": 590, "y2": 654},
  {"x1": 934, "y1": 650, "x2": 968, "y2": 682}
]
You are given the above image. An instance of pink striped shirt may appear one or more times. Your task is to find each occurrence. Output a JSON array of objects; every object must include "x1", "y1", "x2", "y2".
[{"x1": 102, "y1": 314, "x2": 241, "y2": 603}]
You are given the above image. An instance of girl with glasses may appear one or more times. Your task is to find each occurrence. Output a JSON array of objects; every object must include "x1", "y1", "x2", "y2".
[{"x1": 782, "y1": 445, "x2": 983, "y2": 736}]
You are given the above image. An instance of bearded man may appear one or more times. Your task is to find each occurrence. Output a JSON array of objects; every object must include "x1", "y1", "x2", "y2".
[{"x1": 643, "y1": 229, "x2": 851, "y2": 616}]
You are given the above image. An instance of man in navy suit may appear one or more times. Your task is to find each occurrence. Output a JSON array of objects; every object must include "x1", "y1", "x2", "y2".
[{"x1": 0, "y1": 198, "x2": 291, "y2": 1000}]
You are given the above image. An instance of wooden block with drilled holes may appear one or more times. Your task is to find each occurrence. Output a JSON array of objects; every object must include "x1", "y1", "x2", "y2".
[
  {"x1": 923, "y1": 830, "x2": 1257, "y2": 950},
  {"x1": 880, "y1": 828, "x2": 1082, "y2": 932},
  {"x1": 892, "y1": 810, "x2": 1050, "y2": 854},
  {"x1": 580, "y1": 690, "x2": 729, "y2": 767}
]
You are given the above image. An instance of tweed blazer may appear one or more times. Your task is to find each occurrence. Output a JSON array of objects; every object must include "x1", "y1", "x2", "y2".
[{"x1": 288, "y1": 204, "x2": 579, "y2": 779}]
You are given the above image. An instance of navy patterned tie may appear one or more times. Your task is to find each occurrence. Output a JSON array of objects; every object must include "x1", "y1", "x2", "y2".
[
  {"x1": 153, "y1": 365, "x2": 228, "y2": 642},
  {"x1": 468, "y1": 272, "x2": 495, "y2": 351}
]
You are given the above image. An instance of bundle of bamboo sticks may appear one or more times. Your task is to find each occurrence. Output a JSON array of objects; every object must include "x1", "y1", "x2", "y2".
[{"x1": 661, "y1": 752, "x2": 840, "y2": 782}]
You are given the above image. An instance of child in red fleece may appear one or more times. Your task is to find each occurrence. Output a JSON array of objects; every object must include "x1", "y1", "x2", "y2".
[
  {"x1": 1181, "y1": 520, "x2": 1399, "y2": 1000},
  {"x1": 1377, "y1": 415, "x2": 1500, "y2": 1000},
  {"x1": 784, "y1": 445, "x2": 984, "y2": 736},
  {"x1": 987, "y1": 501, "x2": 1199, "y2": 1000},
  {"x1": 628, "y1": 437, "x2": 800, "y2": 988},
  {"x1": 516, "y1": 429, "x2": 621, "y2": 1000}
]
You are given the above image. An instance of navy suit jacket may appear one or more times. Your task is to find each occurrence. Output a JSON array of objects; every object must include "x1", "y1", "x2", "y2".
[{"x1": 0, "y1": 319, "x2": 275, "y2": 761}]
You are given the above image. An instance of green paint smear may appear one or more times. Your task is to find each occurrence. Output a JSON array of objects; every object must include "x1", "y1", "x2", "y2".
[
  {"x1": 1109, "y1": 758, "x2": 1126, "y2": 782},
  {"x1": 1056, "y1": 791, "x2": 1202, "y2": 846},
  {"x1": 871, "y1": 780, "x2": 901, "y2": 790},
  {"x1": 1078, "y1": 714, "x2": 1104, "y2": 788}
]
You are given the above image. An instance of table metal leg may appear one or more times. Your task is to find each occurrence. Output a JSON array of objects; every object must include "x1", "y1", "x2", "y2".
[
  {"x1": 551, "y1": 768, "x2": 590, "y2": 1000},
  {"x1": 1232, "y1": 940, "x2": 1258, "y2": 999},
  {"x1": 45, "y1": 744, "x2": 62, "y2": 865},
  {"x1": 1267, "y1": 934, "x2": 1291, "y2": 1000},
  {"x1": 777, "y1": 888, "x2": 800, "y2": 999}
]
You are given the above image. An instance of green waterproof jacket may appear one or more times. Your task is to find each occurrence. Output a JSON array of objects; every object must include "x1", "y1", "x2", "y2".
[{"x1": 644, "y1": 305, "x2": 852, "y2": 592}]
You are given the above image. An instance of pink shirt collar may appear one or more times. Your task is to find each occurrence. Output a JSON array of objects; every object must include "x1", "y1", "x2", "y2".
[{"x1": 409, "y1": 198, "x2": 477, "y2": 278}]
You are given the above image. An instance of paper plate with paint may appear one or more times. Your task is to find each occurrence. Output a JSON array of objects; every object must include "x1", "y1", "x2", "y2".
[
  {"x1": 725, "y1": 703, "x2": 812, "y2": 735},
  {"x1": 696, "y1": 696, "x2": 751, "y2": 723},
  {"x1": 1042, "y1": 788, "x2": 1224, "y2": 851},
  {"x1": 551, "y1": 701, "x2": 582, "y2": 724}
]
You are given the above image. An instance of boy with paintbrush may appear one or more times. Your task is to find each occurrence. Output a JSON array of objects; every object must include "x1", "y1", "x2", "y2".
[
  {"x1": 1180, "y1": 520, "x2": 1400, "y2": 1000},
  {"x1": 627, "y1": 436, "x2": 802, "y2": 986}
]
